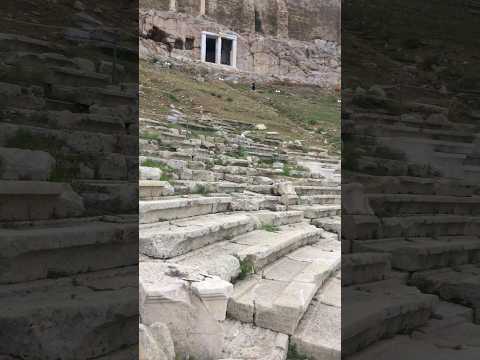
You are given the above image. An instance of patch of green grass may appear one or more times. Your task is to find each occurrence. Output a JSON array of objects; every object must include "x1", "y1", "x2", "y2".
[
  {"x1": 237, "y1": 258, "x2": 254, "y2": 281},
  {"x1": 167, "y1": 93, "x2": 179, "y2": 102},
  {"x1": 282, "y1": 164, "x2": 292, "y2": 177},
  {"x1": 287, "y1": 344, "x2": 308, "y2": 360},
  {"x1": 228, "y1": 146, "x2": 248, "y2": 159},
  {"x1": 140, "y1": 131, "x2": 160, "y2": 141},
  {"x1": 261, "y1": 224, "x2": 280, "y2": 233}
]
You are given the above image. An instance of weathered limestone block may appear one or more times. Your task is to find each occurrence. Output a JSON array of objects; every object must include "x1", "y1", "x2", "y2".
[
  {"x1": 192, "y1": 277, "x2": 233, "y2": 321},
  {"x1": 140, "y1": 180, "x2": 175, "y2": 200},
  {"x1": 98, "y1": 154, "x2": 128, "y2": 180},
  {"x1": 273, "y1": 181, "x2": 298, "y2": 206},
  {"x1": 140, "y1": 166, "x2": 162, "y2": 180},
  {"x1": 139, "y1": 323, "x2": 175, "y2": 360},
  {"x1": 0, "y1": 147, "x2": 55, "y2": 181},
  {"x1": 140, "y1": 263, "x2": 227, "y2": 360},
  {"x1": 342, "y1": 183, "x2": 374, "y2": 215},
  {"x1": 0, "y1": 180, "x2": 84, "y2": 221}
]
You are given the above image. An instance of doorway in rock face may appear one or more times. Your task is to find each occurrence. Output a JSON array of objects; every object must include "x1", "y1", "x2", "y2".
[
  {"x1": 205, "y1": 36, "x2": 217, "y2": 63},
  {"x1": 221, "y1": 38, "x2": 233, "y2": 65}
]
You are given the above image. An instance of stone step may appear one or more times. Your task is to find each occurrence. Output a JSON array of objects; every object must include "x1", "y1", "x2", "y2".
[
  {"x1": 292, "y1": 272, "x2": 341, "y2": 360},
  {"x1": 352, "y1": 111, "x2": 477, "y2": 133},
  {"x1": 290, "y1": 204, "x2": 341, "y2": 219},
  {"x1": 48, "y1": 84, "x2": 135, "y2": 108},
  {"x1": 353, "y1": 236, "x2": 480, "y2": 272},
  {"x1": 48, "y1": 65, "x2": 112, "y2": 87},
  {"x1": 220, "y1": 320, "x2": 289, "y2": 360},
  {"x1": 140, "y1": 210, "x2": 304, "y2": 260},
  {"x1": 0, "y1": 216, "x2": 137, "y2": 284},
  {"x1": 368, "y1": 194, "x2": 480, "y2": 216},
  {"x1": 2, "y1": 108, "x2": 130, "y2": 135},
  {"x1": 0, "y1": 180, "x2": 84, "y2": 221},
  {"x1": 356, "y1": 155, "x2": 440, "y2": 177},
  {"x1": 342, "y1": 253, "x2": 391, "y2": 286},
  {"x1": 298, "y1": 194, "x2": 341, "y2": 205},
  {"x1": 140, "y1": 196, "x2": 232, "y2": 223},
  {"x1": 294, "y1": 186, "x2": 341, "y2": 196},
  {"x1": 170, "y1": 221, "x2": 322, "y2": 282},
  {"x1": 410, "y1": 264, "x2": 480, "y2": 316},
  {"x1": 311, "y1": 216, "x2": 341, "y2": 235},
  {"x1": 212, "y1": 165, "x2": 257, "y2": 177},
  {"x1": 227, "y1": 237, "x2": 340, "y2": 334},
  {"x1": 0, "y1": 266, "x2": 137, "y2": 359},
  {"x1": 0, "y1": 33, "x2": 64, "y2": 53},
  {"x1": 353, "y1": 122, "x2": 475, "y2": 143},
  {"x1": 72, "y1": 180, "x2": 137, "y2": 215},
  {"x1": 171, "y1": 180, "x2": 246, "y2": 196},
  {"x1": 380, "y1": 215, "x2": 480, "y2": 238},
  {"x1": 342, "y1": 280, "x2": 438, "y2": 356},
  {"x1": 0, "y1": 122, "x2": 137, "y2": 157},
  {"x1": 139, "y1": 180, "x2": 175, "y2": 200},
  {"x1": 349, "y1": 174, "x2": 480, "y2": 196},
  {"x1": 345, "y1": 334, "x2": 479, "y2": 360}
]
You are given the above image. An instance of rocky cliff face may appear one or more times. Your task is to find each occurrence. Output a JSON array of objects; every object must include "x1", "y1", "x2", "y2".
[
  {"x1": 140, "y1": 0, "x2": 340, "y2": 42},
  {"x1": 139, "y1": 1, "x2": 340, "y2": 86}
]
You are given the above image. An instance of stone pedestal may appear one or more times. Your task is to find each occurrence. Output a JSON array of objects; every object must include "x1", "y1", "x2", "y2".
[{"x1": 192, "y1": 277, "x2": 233, "y2": 321}]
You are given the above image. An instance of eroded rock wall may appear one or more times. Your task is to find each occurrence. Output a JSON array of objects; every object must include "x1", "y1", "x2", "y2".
[
  {"x1": 140, "y1": 0, "x2": 340, "y2": 41},
  {"x1": 139, "y1": 9, "x2": 340, "y2": 86}
]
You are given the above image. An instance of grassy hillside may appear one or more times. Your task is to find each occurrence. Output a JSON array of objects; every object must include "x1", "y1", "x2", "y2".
[{"x1": 140, "y1": 60, "x2": 341, "y2": 154}]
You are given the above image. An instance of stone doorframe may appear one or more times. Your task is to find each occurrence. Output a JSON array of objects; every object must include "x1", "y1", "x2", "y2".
[{"x1": 200, "y1": 31, "x2": 238, "y2": 68}]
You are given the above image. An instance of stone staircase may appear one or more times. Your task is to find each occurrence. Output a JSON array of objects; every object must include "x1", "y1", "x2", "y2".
[
  {"x1": 139, "y1": 111, "x2": 341, "y2": 359},
  {"x1": 343, "y1": 84, "x2": 480, "y2": 358},
  {"x1": 0, "y1": 6, "x2": 138, "y2": 358}
]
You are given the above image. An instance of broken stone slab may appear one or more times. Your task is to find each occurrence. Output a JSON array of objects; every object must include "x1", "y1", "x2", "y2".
[
  {"x1": 0, "y1": 180, "x2": 84, "y2": 221},
  {"x1": 139, "y1": 196, "x2": 232, "y2": 223},
  {"x1": 410, "y1": 264, "x2": 480, "y2": 315},
  {"x1": 219, "y1": 319, "x2": 289, "y2": 360},
  {"x1": 0, "y1": 147, "x2": 55, "y2": 181},
  {"x1": 342, "y1": 253, "x2": 391, "y2": 286},
  {"x1": 140, "y1": 262, "x2": 226, "y2": 360},
  {"x1": 0, "y1": 218, "x2": 137, "y2": 284},
  {"x1": 342, "y1": 280, "x2": 438, "y2": 356}
]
